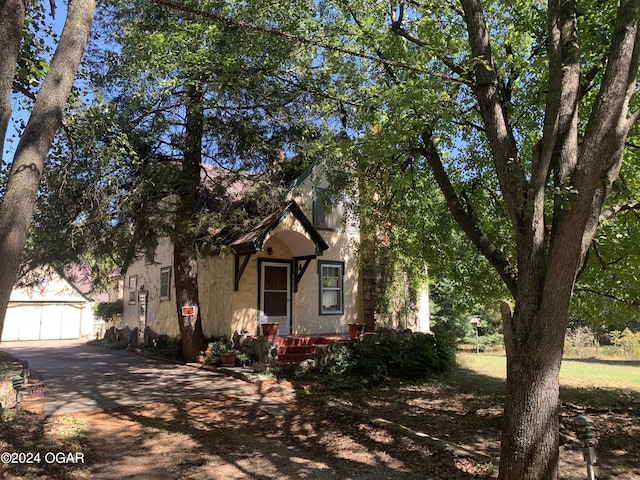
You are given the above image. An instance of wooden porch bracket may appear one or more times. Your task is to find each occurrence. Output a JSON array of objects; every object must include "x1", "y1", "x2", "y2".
[
  {"x1": 294, "y1": 255, "x2": 316, "y2": 292},
  {"x1": 234, "y1": 253, "x2": 252, "y2": 291}
]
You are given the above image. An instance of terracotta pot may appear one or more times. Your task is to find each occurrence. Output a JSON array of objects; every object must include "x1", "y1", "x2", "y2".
[
  {"x1": 349, "y1": 323, "x2": 365, "y2": 339},
  {"x1": 261, "y1": 322, "x2": 279, "y2": 339},
  {"x1": 220, "y1": 352, "x2": 237, "y2": 366},
  {"x1": 348, "y1": 323, "x2": 358, "y2": 339}
]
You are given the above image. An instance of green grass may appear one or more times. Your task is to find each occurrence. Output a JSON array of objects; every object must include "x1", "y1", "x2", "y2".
[{"x1": 458, "y1": 352, "x2": 640, "y2": 392}]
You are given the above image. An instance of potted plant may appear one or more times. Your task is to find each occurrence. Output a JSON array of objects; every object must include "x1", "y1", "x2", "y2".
[
  {"x1": 205, "y1": 339, "x2": 238, "y2": 366},
  {"x1": 220, "y1": 350, "x2": 238, "y2": 366}
]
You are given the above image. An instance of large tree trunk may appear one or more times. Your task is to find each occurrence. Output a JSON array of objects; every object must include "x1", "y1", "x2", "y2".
[
  {"x1": 173, "y1": 81, "x2": 206, "y2": 361},
  {"x1": 499, "y1": 304, "x2": 567, "y2": 480},
  {"x1": 449, "y1": 1, "x2": 640, "y2": 478},
  {"x1": 0, "y1": 0, "x2": 25, "y2": 150},
  {"x1": 0, "y1": 0, "x2": 95, "y2": 340},
  {"x1": 173, "y1": 243, "x2": 206, "y2": 361}
]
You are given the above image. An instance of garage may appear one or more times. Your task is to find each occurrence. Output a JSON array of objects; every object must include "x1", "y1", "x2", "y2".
[{"x1": 3, "y1": 269, "x2": 95, "y2": 342}]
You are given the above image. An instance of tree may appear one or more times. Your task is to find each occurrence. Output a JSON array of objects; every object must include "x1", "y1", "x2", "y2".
[
  {"x1": 0, "y1": 0, "x2": 95, "y2": 340},
  {"x1": 316, "y1": 1, "x2": 640, "y2": 478},
  {"x1": 50, "y1": 0, "x2": 324, "y2": 360}
]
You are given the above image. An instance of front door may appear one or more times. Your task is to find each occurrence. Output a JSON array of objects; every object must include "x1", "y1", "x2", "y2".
[{"x1": 260, "y1": 262, "x2": 291, "y2": 335}]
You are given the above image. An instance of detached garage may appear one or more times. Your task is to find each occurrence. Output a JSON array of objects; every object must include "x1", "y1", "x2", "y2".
[{"x1": 3, "y1": 270, "x2": 95, "y2": 341}]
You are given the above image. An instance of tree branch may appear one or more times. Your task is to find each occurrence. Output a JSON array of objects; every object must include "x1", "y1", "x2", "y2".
[
  {"x1": 459, "y1": 0, "x2": 527, "y2": 230},
  {"x1": 419, "y1": 130, "x2": 518, "y2": 297},
  {"x1": 0, "y1": 0, "x2": 27, "y2": 164},
  {"x1": 600, "y1": 202, "x2": 640, "y2": 221},
  {"x1": 574, "y1": 286, "x2": 640, "y2": 306}
]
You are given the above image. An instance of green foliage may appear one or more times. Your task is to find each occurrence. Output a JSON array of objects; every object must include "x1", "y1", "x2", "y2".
[
  {"x1": 430, "y1": 278, "x2": 473, "y2": 341},
  {"x1": 204, "y1": 339, "x2": 233, "y2": 366},
  {"x1": 93, "y1": 299, "x2": 124, "y2": 322},
  {"x1": 303, "y1": 329, "x2": 456, "y2": 387},
  {"x1": 430, "y1": 278, "x2": 505, "y2": 343},
  {"x1": 316, "y1": 0, "x2": 640, "y2": 333},
  {"x1": 24, "y1": 0, "x2": 332, "y2": 288},
  {"x1": 479, "y1": 333, "x2": 504, "y2": 350},
  {"x1": 463, "y1": 332, "x2": 505, "y2": 352}
]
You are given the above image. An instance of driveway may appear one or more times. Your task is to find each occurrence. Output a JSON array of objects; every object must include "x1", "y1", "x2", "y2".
[{"x1": 0, "y1": 339, "x2": 289, "y2": 416}]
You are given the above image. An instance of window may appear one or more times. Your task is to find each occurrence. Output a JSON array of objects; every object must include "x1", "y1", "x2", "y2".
[
  {"x1": 160, "y1": 267, "x2": 172, "y2": 300},
  {"x1": 313, "y1": 188, "x2": 342, "y2": 229},
  {"x1": 144, "y1": 251, "x2": 155, "y2": 265},
  {"x1": 313, "y1": 187, "x2": 358, "y2": 231},
  {"x1": 128, "y1": 275, "x2": 137, "y2": 304},
  {"x1": 319, "y1": 261, "x2": 344, "y2": 314}
]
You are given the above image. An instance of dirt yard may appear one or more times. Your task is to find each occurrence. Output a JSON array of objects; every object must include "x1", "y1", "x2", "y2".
[{"x1": 2, "y1": 364, "x2": 638, "y2": 480}]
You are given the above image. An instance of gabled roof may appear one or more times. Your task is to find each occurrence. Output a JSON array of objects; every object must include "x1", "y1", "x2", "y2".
[
  {"x1": 10, "y1": 266, "x2": 94, "y2": 304},
  {"x1": 230, "y1": 200, "x2": 329, "y2": 255}
]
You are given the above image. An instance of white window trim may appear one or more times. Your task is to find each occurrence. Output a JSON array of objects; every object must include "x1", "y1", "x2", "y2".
[
  {"x1": 319, "y1": 261, "x2": 344, "y2": 315},
  {"x1": 160, "y1": 267, "x2": 172, "y2": 300}
]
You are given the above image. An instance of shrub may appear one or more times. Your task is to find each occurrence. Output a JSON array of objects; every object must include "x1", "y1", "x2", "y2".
[
  {"x1": 564, "y1": 326, "x2": 598, "y2": 358},
  {"x1": 610, "y1": 328, "x2": 640, "y2": 359},
  {"x1": 139, "y1": 337, "x2": 182, "y2": 360},
  {"x1": 478, "y1": 332, "x2": 504, "y2": 350},
  {"x1": 463, "y1": 332, "x2": 505, "y2": 351},
  {"x1": 303, "y1": 328, "x2": 456, "y2": 387},
  {"x1": 93, "y1": 299, "x2": 124, "y2": 322}
]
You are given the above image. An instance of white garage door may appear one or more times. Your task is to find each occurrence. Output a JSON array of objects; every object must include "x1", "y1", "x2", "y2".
[
  {"x1": 2, "y1": 304, "x2": 84, "y2": 341},
  {"x1": 60, "y1": 305, "x2": 82, "y2": 339}
]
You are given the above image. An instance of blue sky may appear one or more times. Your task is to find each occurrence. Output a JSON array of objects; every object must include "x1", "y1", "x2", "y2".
[{"x1": 4, "y1": 2, "x2": 68, "y2": 163}]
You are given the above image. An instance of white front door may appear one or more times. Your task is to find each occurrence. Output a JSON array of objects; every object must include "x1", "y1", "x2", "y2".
[{"x1": 260, "y1": 262, "x2": 291, "y2": 335}]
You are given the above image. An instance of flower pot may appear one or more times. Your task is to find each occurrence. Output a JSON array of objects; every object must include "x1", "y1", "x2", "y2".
[
  {"x1": 220, "y1": 352, "x2": 237, "y2": 366},
  {"x1": 261, "y1": 322, "x2": 279, "y2": 339},
  {"x1": 348, "y1": 323, "x2": 358, "y2": 339},
  {"x1": 348, "y1": 323, "x2": 365, "y2": 339}
]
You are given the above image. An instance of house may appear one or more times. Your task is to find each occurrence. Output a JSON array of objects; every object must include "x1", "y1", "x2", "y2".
[
  {"x1": 3, "y1": 267, "x2": 96, "y2": 341},
  {"x1": 120, "y1": 160, "x2": 364, "y2": 342}
]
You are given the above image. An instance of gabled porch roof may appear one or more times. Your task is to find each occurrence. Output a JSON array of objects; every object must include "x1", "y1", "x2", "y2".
[
  {"x1": 230, "y1": 200, "x2": 329, "y2": 255},
  {"x1": 230, "y1": 200, "x2": 329, "y2": 292}
]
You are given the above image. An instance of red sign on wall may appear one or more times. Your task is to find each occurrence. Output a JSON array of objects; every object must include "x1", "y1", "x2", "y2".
[{"x1": 182, "y1": 306, "x2": 195, "y2": 316}]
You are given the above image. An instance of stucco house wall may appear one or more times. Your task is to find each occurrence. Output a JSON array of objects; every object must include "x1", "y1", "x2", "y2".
[
  {"x1": 120, "y1": 161, "x2": 363, "y2": 341},
  {"x1": 122, "y1": 237, "x2": 180, "y2": 339}
]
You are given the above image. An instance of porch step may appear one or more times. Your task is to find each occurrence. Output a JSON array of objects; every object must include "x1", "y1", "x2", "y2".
[
  {"x1": 278, "y1": 345, "x2": 317, "y2": 354},
  {"x1": 275, "y1": 337, "x2": 314, "y2": 347},
  {"x1": 274, "y1": 335, "x2": 350, "y2": 364},
  {"x1": 314, "y1": 336, "x2": 347, "y2": 345},
  {"x1": 277, "y1": 344, "x2": 317, "y2": 363},
  {"x1": 277, "y1": 353, "x2": 315, "y2": 363}
]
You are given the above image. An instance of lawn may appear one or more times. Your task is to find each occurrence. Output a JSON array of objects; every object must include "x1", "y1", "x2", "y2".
[{"x1": 458, "y1": 352, "x2": 640, "y2": 392}]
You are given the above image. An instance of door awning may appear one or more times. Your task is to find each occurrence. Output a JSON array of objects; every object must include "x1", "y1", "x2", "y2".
[
  {"x1": 231, "y1": 200, "x2": 329, "y2": 291},
  {"x1": 230, "y1": 200, "x2": 329, "y2": 255}
]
